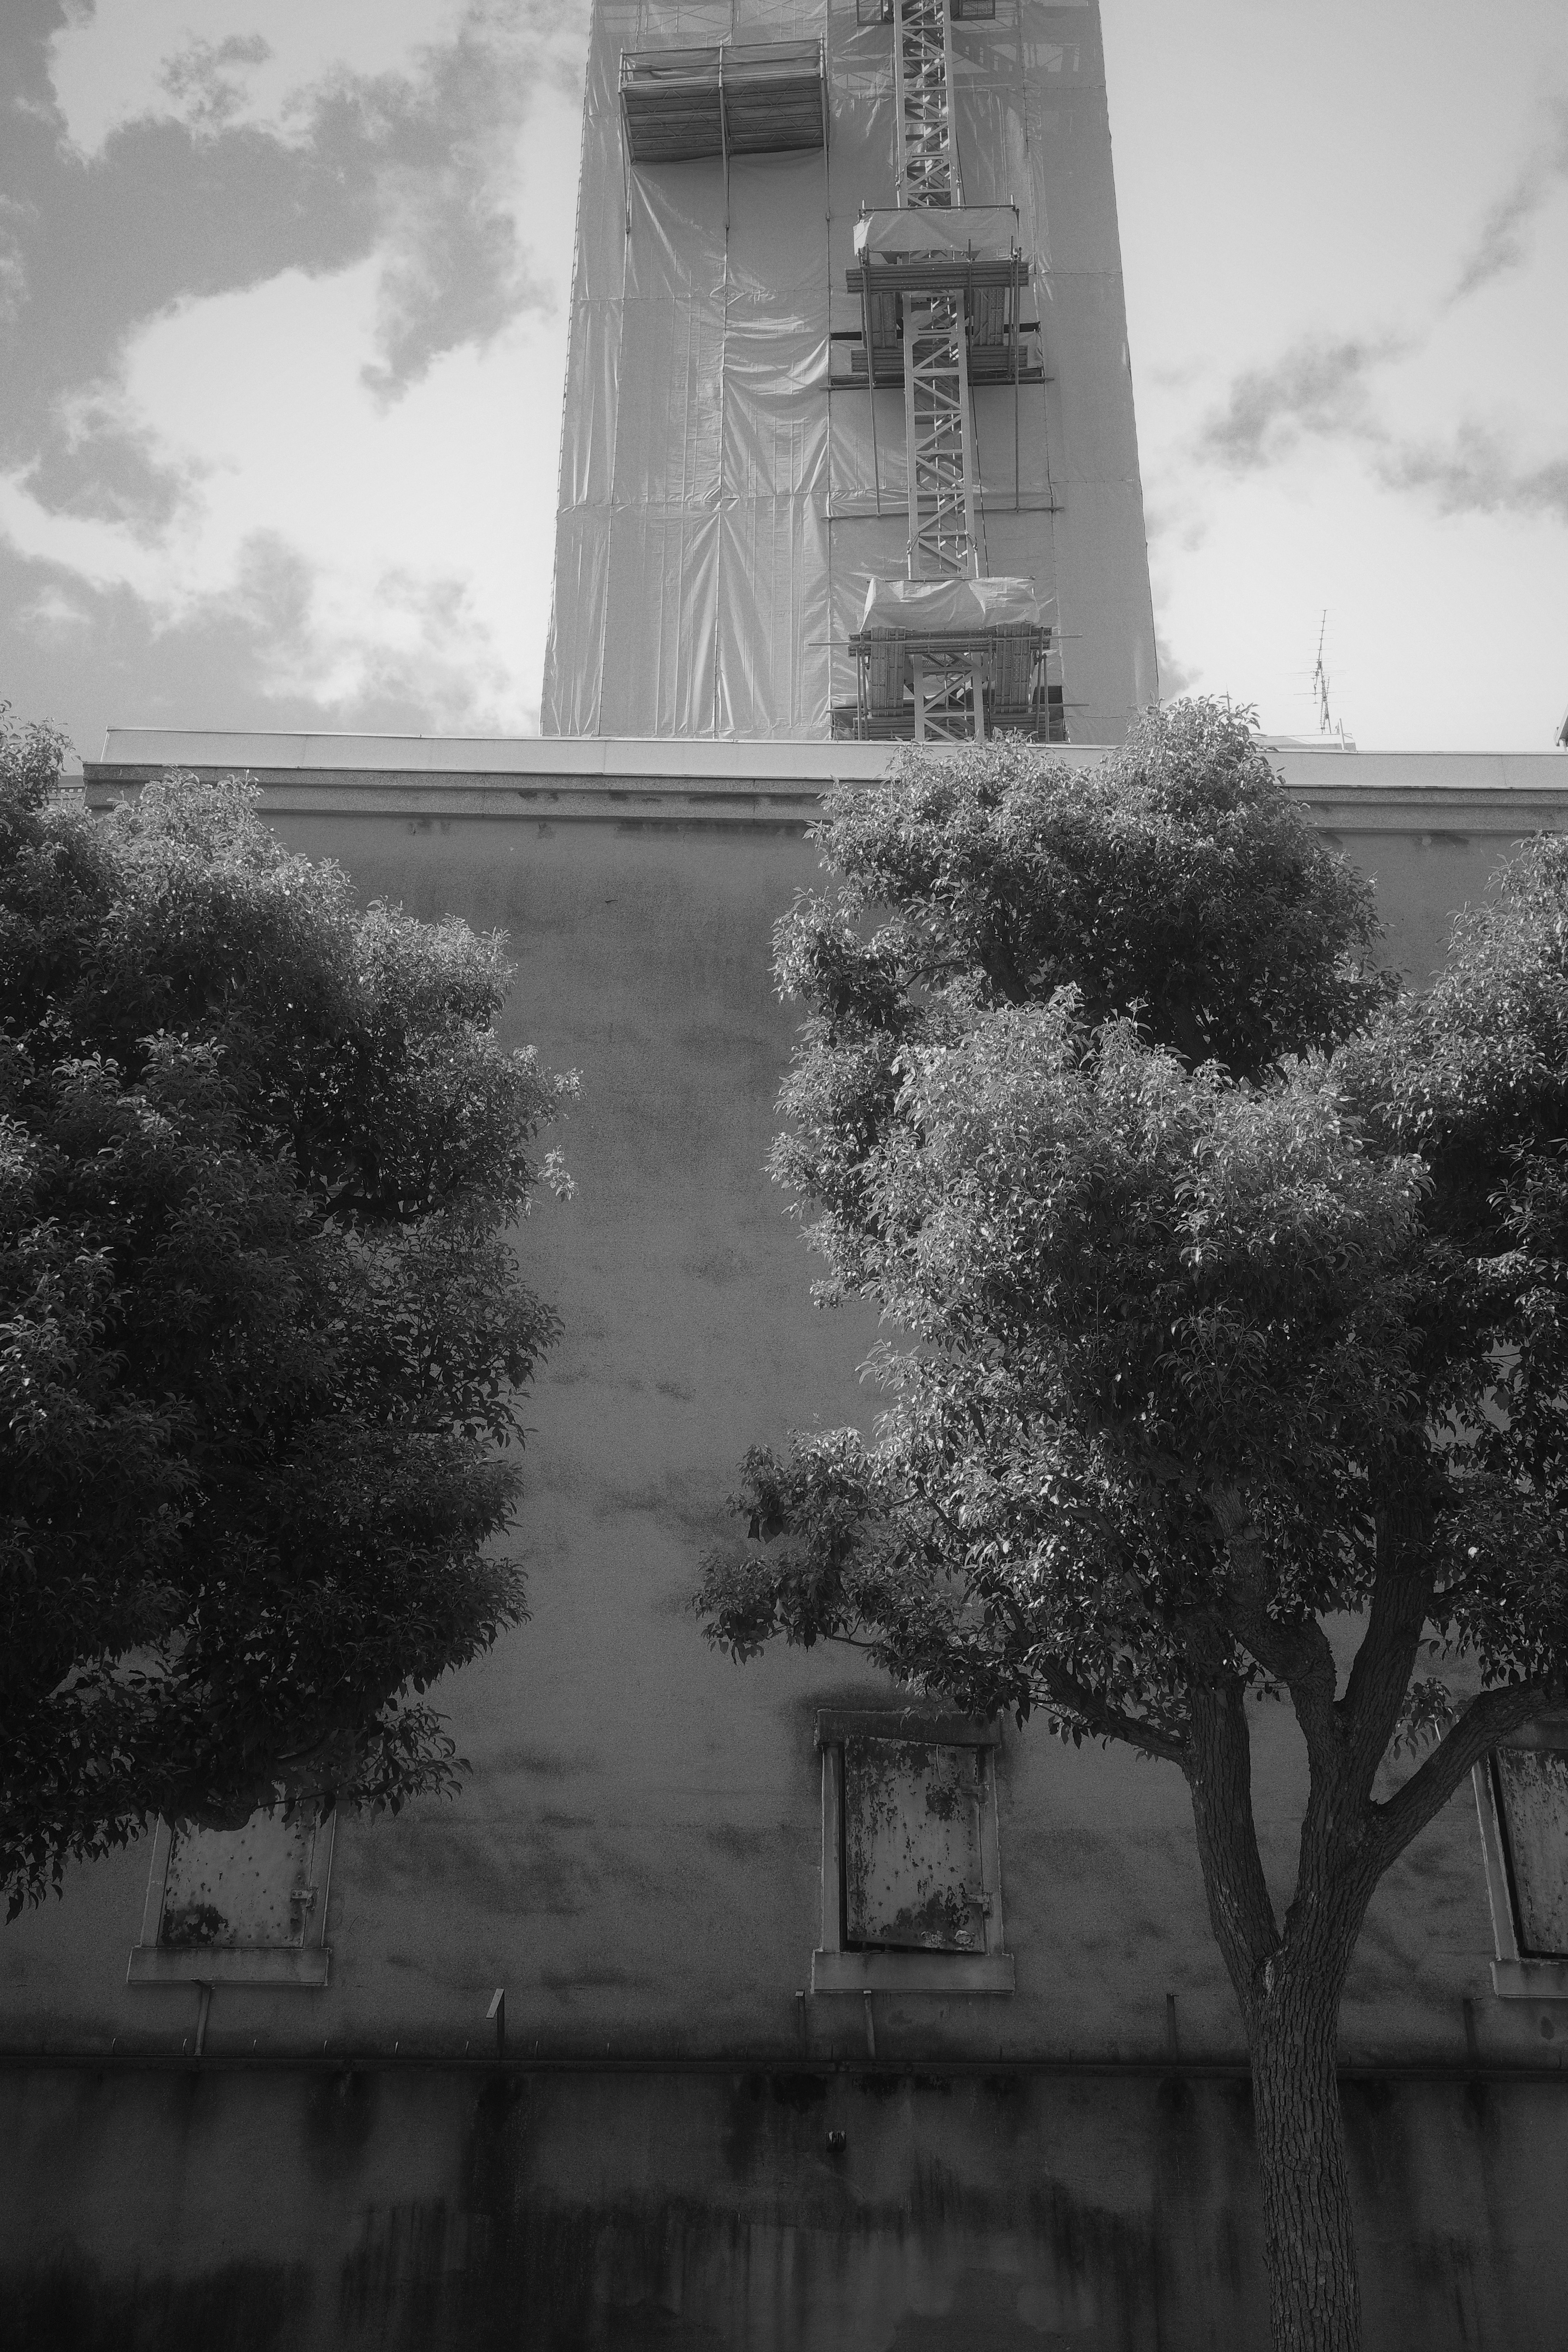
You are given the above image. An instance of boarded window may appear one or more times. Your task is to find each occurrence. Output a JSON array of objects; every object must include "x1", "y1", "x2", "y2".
[
  {"x1": 1492, "y1": 1749, "x2": 1568, "y2": 1959},
  {"x1": 842, "y1": 1736, "x2": 987, "y2": 1953},
  {"x1": 158, "y1": 1806, "x2": 325, "y2": 1952}
]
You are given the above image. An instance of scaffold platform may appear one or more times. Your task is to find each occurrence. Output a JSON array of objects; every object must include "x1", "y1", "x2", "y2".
[
  {"x1": 836, "y1": 629, "x2": 1064, "y2": 742},
  {"x1": 619, "y1": 40, "x2": 827, "y2": 165},
  {"x1": 857, "y1": 0, "x2": 995, "y2": 22},
  {"x1": 844, "y1": 209, "x2": 1040, "y2": 385},
  {"x1": 837, "y1": 577, "x2": 1064, "y2": 744}
]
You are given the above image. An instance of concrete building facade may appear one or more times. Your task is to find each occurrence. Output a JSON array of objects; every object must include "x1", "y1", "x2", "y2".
[{"x1": 1, "y1": 732, "x2": 1567, "y2": 2348}]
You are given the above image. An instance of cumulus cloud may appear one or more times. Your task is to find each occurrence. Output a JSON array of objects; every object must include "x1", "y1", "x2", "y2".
[
  {"x1": 1189, "y1": 88, "x2": 1568, "y2": 518},
  {"x1": 45, "y1": 0, "x2": 472, "y2": 156},
  {"x1": 156, "y1": 33, "x2": 278, "y2": 138},
  {"x1": 1194, "y1": 343, "x2": 1568, "y2": 534},
  {"x1": 1195, "y1": 335, "x2": 1410, "y2": 474},
  {"x1": 1154, "y1": 628, "x2": 1203, "y2": 702},
  {"x1": 9, "y1": 0, "x2": 583, "y2": 444},
  {"x1": 1448, "y1": 97, "x2": 1568, "y2": 303},
  {"x1": 0, "y1": 198, "x2": 30, "y2": 325},
  {"x1": 321, "y1": 13, "x2": 570, "y2": 398},
  {"x1": 0, "y1": 0, "x2": 586, "y2": 742},
  {"x1": 0, "y1": 236, "x2": 572, "y2": 733},
  {"x1": 1185, "y1": 108, "x2": 1568, "y2": 546},
  {"x1": 1375, "y1": 427, "x2": 1568, "y2": 528},
  {"x1": 16, "y1": 582, "x2": 95, "y2": 638}
]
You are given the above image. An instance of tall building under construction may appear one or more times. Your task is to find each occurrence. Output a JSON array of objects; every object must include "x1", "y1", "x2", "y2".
[
  {"x1": 543, "y1": 0, "x2": 1157, "y2": 742},
  {"x1": 11, "y1": 6, "x2": 1568, "y2": 2345}
]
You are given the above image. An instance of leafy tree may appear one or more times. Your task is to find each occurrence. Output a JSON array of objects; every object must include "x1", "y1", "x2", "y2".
[
  {"x1": 696, "y1": 700, "x2": 1568, "y2": 2352},
  {"x1": 1, "y1": 706, "x2": 573, "y2": 1916}
]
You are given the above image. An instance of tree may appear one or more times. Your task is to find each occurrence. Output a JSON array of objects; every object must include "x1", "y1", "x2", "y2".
[
  {"x1": 1, "y1": 706, "x2": 574, "y2": 1916},
  {"x1": 695, "y1": 699, "x2": 1568, "y2": 2352}
]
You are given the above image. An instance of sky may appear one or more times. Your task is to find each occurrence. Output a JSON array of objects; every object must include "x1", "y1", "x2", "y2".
[{"x1": 0, "y1": 0, "x2": 1565, "y2": 764}]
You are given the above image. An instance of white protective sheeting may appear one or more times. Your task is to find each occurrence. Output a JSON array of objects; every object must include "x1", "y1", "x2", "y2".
[
  {"x1": 541, "y1": 0, "x2": 1157, "y2": 742},
  {"x1": 858, "y1": 574, "x2": 1042, "y2": 632},
  {"x1": 852, "y1": 205, "x2": 1020, "y2": 267}
]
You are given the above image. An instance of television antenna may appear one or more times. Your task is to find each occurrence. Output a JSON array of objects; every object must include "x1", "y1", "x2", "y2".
[{"x1": 1311, "y1": 611, "x2": 1351, "y2": 748}]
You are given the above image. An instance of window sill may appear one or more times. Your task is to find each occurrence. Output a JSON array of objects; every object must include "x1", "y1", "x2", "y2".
[
  {"x1": 127, "y1": 1945, "x2": 331, "y2": 1988},
  {"x1": 812, "y1": 1947, "x2": 1014, "y2": 1994},
  {"x1": 1491, "y1": 1957, "x2": 1568, "y2": 2002}
]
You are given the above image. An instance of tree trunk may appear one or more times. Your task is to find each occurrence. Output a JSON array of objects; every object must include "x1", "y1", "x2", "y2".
[{"x1": 1247, "y1": 1968, "x2": 1361, "y2": 2352}]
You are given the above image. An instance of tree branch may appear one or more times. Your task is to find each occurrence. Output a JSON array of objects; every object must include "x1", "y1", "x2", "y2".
[
  {"x1": 1184, "y1": 1669, "x2": 1281, "y2": 1993},
  {"x1": 1370, "y1": 1682, "x2": 1553, "y2": 1870},
  {"x1": 1336, "y1": 1518, "x2": 1435, "y2": 1803},
  {"x1": 1208, "y1": 1486, "x2": 1339, "y2": 1767},
  {"x1": 1035, "y1": 1659, "x2": 1188, "y2": 1764}
]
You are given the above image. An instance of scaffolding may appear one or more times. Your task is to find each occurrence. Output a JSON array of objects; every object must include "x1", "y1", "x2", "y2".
[
  {"x1": 551, "y1": 0, "x2": 1136, "y2": 744},
  {"x1": 841, "y1": 0, "x2": 1059, "y2": 743},
  {"x1": 846, "y1": 577, "x2": 1057, "y2": 744},
  {"x1": 619, "y1": 39, "x2": 826, "y2": 168}
]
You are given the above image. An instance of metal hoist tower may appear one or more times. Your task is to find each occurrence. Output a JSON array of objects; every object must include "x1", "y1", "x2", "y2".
[
  {"x1": 891, "y1": 0, "x2": 982, "y2": 591},
  {"x1": 846, "y1": 0, "x2": 1054, "y2": 743}
]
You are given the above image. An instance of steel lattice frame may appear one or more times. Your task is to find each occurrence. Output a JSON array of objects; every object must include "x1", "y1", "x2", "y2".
[
  {"x1": 842, "y1": 0, "x2": 1056, "y2": 742},
  {"x1": 891, "y1": 0, "x2": 963, "y2": 209},
  {"x1": 891, "y1": 0, "x2": 984, "y2": 734},
  {"x1": 902, "y1": 291, "x2": 980, "y2": 580}
]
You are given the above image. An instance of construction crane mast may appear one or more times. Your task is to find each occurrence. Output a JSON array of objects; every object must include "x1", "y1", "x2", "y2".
[
  {"x1": 892, "y1": 0, "x2": 982, "y2": 589},
  {"x1": 846, "y1": 0, "x2": 1054, "y2": 742}
]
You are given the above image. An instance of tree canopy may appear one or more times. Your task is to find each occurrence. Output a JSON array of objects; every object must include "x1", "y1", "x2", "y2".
[
  {"x1": 696, "y1": 700, "x2": 1568, "y2": 2351},
  {"x1": 1, "y1": 708, "x2": 573, "y2": 1915}
]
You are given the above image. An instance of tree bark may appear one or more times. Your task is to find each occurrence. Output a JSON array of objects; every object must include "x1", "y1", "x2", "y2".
[
  {"x1": 1246, "y1": 1964, "x2": 1361, "y2": 2352},
  {"x1": 1183, "y1": 1666, "x2": 1370, "y2": 2352}
]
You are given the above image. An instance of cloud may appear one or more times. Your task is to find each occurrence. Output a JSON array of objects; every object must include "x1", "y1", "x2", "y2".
[
  {"x1": 0, "y1": 250, "x2": 569, "y2": 734},
  {"x1": 16, "y1": 581, "x2": 95, "y2": 638},
  {"x1": 1189, "y1": 95, "x2": 1568, "y2": 506},
  {"x1": 156, "y1": 33, "x2": 277, "y2": 138},
  {"x1": 1195, "y1": 335, "x2": 1410, "y2": 474},
  {"x1": 0, "y1": 0, "x2": 585, "y2": 746},
  {"x1": 44, "y1": 1, "x2": 582, "y2": 396},
  {"x1": 20, "y1": 383, "x2": 199, "y2": 542},
  {"x1": 1448, "y1": 98, "x2": 1568, "y2": 303},
  {"x1": 1154, "y1": 628, "x2": 1203, "y2": 702},
  {"x1": 44, "y1": 1, "x2": 472, "y2": 156},
  {"x1": 322, "y1": 14, "x2": 571, "y2": 398},
  {"x1": 2, "y1": 0, "x2": 584, "y2": 474},
  {"x1": 1193, "y1": 341, "x2": 1568, "y2": 534},
  {"x1": 1374, "y1": 426, "x2": 1568, "y2": 528}
]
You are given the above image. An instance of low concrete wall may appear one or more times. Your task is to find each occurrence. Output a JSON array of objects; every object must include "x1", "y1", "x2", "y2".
[{"x1": 0, "y1": 2058, "x2": 1563, "y2": 2350}]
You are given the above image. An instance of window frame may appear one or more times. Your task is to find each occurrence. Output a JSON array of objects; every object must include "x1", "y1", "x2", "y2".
[
  {"x1": 812, "y1": 1707, "x2": 1014, "y2": 1993},
  {"x1": 1472, "y1": 1717, "x2": 1568, "y2": 2001},
  {"x1": 126, "y1": 1807, "x2": 336, "y2": 1989}
]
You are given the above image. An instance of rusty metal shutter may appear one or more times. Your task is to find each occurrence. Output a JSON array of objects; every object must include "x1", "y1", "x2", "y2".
[
  {"x1": 159, "y1": 1808, "x2": 322, "y2": 1951},
  {"x1": 842, "y1": 1736, "x2": 986, "y2": 1952},
  {"x1": 1494, "y1": 1749, "x2": 1568, "y2": 1958}
]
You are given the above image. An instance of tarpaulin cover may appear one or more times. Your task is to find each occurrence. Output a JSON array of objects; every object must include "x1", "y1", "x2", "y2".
[
  {"x1": 858, "y1": 574, "x2": 1043, "y2": 632},
  {"x1": 852, "y1": 206, "x2": 1020, "y2": 267},
  {"x1": 541, "y1": 0, "x2": 1158, "y2": 742}
]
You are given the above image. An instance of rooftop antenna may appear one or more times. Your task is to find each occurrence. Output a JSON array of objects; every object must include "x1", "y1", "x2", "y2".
[
  {"x1": 1311, "y1": 610, "x2": 1351, "y2": 749},
  {"x1": 1312, "y1": 611, "x2": 1333, "y2": 734}
]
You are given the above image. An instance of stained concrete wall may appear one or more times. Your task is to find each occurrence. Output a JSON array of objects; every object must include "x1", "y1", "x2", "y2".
[
  {"x1": 4, "y1": 733, "x2": 1567, "y2": 2345},
  {"x1": 6, "y1": 735, "x2": 1560, "y2": 2076},
  {"x1": 2, "y1": 2058, "x2": 1567, "y2": 2350}
]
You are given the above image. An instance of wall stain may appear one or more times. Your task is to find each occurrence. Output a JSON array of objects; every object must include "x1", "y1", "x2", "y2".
[
  {"x1": 0, "y1": 2257, "x2": 311, "y2": 2352},
  {"x1": 1, "y1": 2071, "x2": 1564, "y2": 2349},
  {"x1": 303, "y1": 2067, "x2": 381, "y2": 2180}
]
